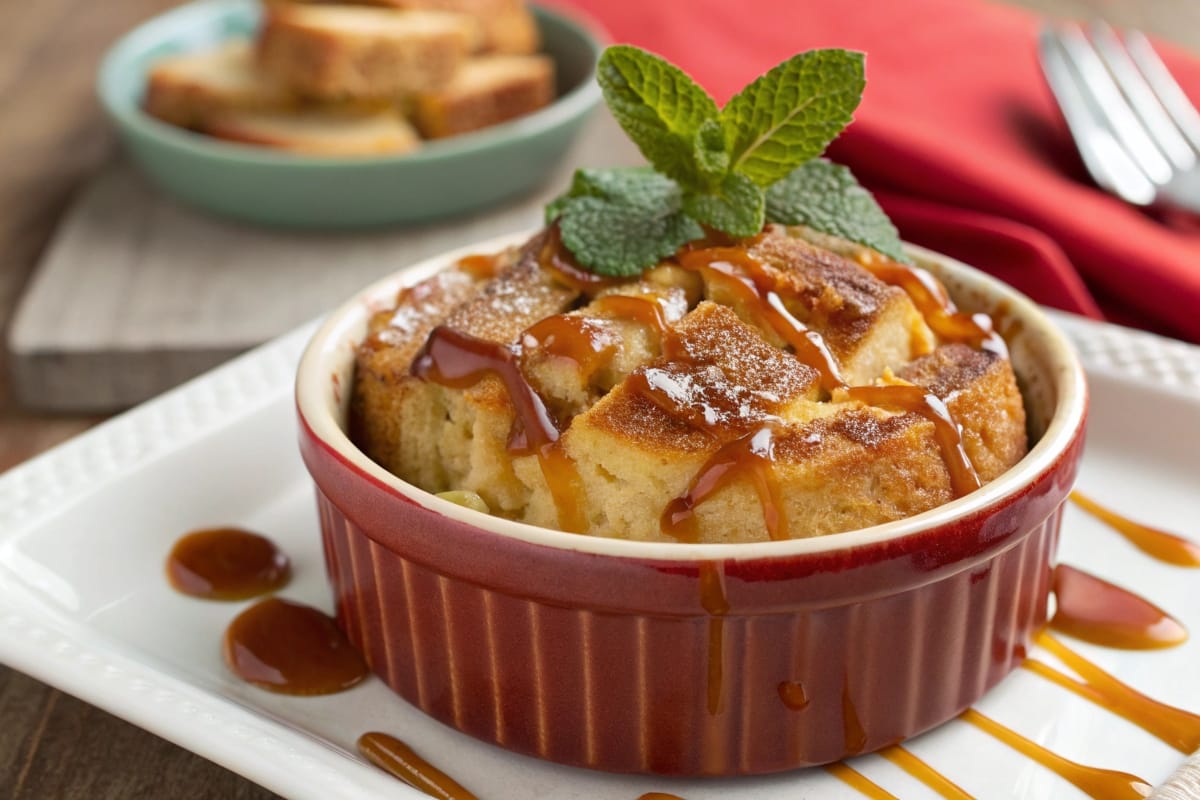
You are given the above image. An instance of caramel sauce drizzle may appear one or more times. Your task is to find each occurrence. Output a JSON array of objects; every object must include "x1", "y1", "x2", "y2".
[
  {"x1": 675, "y1": 247, "x2": 846, "y2": 393},
  {"x1": 411, "y1": 325, "x2": 586, "y2": 533},
  {"x1": 521, "y1": 314, "x2": 617, "y2": 378},
  {"x1": 777, "y1": 680, "x2": 810, "y2": 710},
  {"x1": 646, "y1": 245, "x2": 980, "y2": 540},
  {"x1": 960, "y1": 709, "x2": 1151, "y2": 799},
  {"x1": 1070, "y1": 492, "x2": 1200, "y2": 567},
  {"x1": 521, "y1": 294, "x2": 673, "y2": 379},
  {"x1": 844, "y1": 385, "x2": 981, "y2": 497},
  {"x1": 660, "y1": 426, "x2": 788, "y2": 542},
  {"x1": 358, "y1": 732, "x2": 478, "y2": 800},
  {"x1": 412, "y1": 234, "x2": 988, "y2": 543},
  {"x1": 166, "y1": 527, "x2": 290, "y2": 601},
  {"x1": 824, "y1": 762, "x2": 900, "y2": 800},
  {"x1": 854, "y1": 252, "x2": 1007, "y2": 355},
  {"x1": 223, "y1": 597, "x2": 368, "y2": 695},
  {"x1": 455, "y1": 253, "x2": 507, "y2": 280},
  {"x1": 698, "y1": 562, "x2": 729, "y2": 716},
  {"x1": 1052, "y1": 563, "x2": 1189, "y2": 649},
  {"x1": 540, "y1": 226, "x2": 623, "y2": 292},
  {"x1": 1027, "y1": 633, "x2": 1200, "y2": 753},
  {"x1": 878, "y1": 745, "x2": 972, "y2": 800}
]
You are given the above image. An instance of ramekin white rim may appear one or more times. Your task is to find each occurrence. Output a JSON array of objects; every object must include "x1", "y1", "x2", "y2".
[{"x1": 296, "y1": 230, "x2": 1088, "y2": 563}]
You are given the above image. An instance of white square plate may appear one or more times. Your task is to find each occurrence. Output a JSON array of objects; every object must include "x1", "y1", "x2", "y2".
[{"x1": 1, "y1": 311, "x2": 1198, "y2": 799}]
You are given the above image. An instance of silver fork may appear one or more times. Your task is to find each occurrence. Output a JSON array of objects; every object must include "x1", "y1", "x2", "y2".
[{"x1": 1038, "y1": 21, "x2": 1200, "y2": 213}]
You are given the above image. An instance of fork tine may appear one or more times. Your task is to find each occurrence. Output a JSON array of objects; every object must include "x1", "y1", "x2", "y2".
[
  {"x1": 1087, "y1": 21, "x2": 1196, "y2": 172},
  {"x1": 1038, "y1": 27, "x2": 1157, "y2": 205},
  {"x1": 1123, "y1": 29, "x2": 1200, "y2": 155},
  {"x1": 1054, "y1": 23, "x2": 1173, "y2": 185}
]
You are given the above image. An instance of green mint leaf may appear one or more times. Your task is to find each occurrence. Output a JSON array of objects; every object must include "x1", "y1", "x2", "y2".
[
  {"x1": 682, "y1": 172, "x2": 765, "y2": 238},
  {"x1": 693, "y1": 119, "x2": 729, "y2": 184},
  {"x1": 765, "y1": 159, "x2": 909, "y2": 263},
  {"x1": 597, "y1": 45, "x2": 719, "y2": 187},
  {"x1": 548, "y1": 167, "x2": 705, "y2": 277},
  {"x1": 722, "y1": 49, "x2": 865, "y2": 187}
]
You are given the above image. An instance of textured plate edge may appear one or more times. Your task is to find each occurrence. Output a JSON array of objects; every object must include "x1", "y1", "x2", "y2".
[
  {"x1": 0, "y1": 319, "x2": 423, "y2": 800},
  {"x1": 0, "y1": 310, "x2": 1196, "y2": 798},
  {"x1": 1046, "y1": 310, "x2": 1200, "y2": 398}
]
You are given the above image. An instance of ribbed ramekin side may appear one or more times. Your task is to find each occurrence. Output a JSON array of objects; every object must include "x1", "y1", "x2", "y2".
[{"x1": 315, "y1": 490, "x2": 1063, "y2": 775}]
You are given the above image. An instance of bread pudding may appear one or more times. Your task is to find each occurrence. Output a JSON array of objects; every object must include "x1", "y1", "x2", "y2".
[{"x1": 349, "y1": 226, "x2": 1027, "y2": 543}]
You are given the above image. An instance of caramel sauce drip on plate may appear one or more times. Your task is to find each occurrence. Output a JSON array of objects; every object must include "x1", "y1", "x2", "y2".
[
  {"x1": 223, "y1": 597, "x2": 368, "y2": 695},
  {"x1": 1070, "y1": 492, "x2": 1200, "y2": 567},
  {"x1": 1051, "y1": 564, "x2": 1189, "y2": 649},
  {"x1": 961, "y1": 709, "x2": 1151, "y2": 799},
  {"x1": 825, "y1": 762, "x2": 900, "y2": 800},
  {"x1": 166, "y1": 527, "x2": 290, "y2": 601},
  {"x1": 1027, "y1": 633, "x2": 1200, "y2": 753},
  {"x1": 411, "y1": 325, "x2": 586, "y2": 532},
  {"x1": 879, "y1": 745, "x2": 972, "y2": 800},
  {"x1": 358, "y1": 732, "x2": 478, "y2": 800}
]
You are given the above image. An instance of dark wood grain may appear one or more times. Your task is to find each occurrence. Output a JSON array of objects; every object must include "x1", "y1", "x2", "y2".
[
  {"x1": 0, "y1": 1, "x2": 1195, "y2": 798},
  {"x1": 0, "y1": 0, "x2": 278, "y2": 797}
]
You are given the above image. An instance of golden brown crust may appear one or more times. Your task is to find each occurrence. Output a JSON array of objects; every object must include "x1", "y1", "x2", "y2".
[
  {"x1": 264, "y1": 0, "x2": 539, "y2": 54},
  {"x1": 205, "y1": 107, "x2": 421, "y2": 155},
  {"x1": 144, "y1": 41, "x2": 295, "y2": 129},
  {"x1": 350, "y1": 228, "x2": 1030, "y2": 541},
  {"x1": 411, "y1": 55, "x2": 554, "y2": 138},
  {"x1": 258, "y1": 6, "x2": 475, "y2": 99}
]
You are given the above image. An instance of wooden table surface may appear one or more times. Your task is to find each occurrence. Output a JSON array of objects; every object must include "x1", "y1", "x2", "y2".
[{"x1": 1, "y1": 2, "x2": 1196, "y2": 798}]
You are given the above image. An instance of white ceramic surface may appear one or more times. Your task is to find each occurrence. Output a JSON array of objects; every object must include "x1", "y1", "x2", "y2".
[{"x1": 1, "y1": 310, "x2": 1198, "y2": 799}]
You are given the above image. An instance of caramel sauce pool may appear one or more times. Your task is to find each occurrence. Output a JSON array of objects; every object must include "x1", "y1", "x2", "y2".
[
  {"x1": 1051, "y1": 564, "x2": 1188, "y2": 649},
  {"x1": 223, "y1": 597, "x2": 368, "y2": 695},
  {"x1": 166, "y1": 527, "x2": 290, "y2": 601},
  {"x1": 358, "y1": 732, "x2": 478, "y2": 800}
]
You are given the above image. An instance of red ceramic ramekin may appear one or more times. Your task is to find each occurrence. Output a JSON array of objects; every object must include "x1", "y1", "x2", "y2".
[{"x1": 296, "y1": 232, "x2": 1088, "y2": 776}]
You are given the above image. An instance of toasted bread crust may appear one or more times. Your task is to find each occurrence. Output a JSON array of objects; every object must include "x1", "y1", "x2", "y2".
[
  {"x1": 258, "y1": 6, "x2": 475, "y2": 99},
  {"x1": 206, "y1": 107, "x2": 420, "y2": 155},
  {"x1": 412, "y1": 54, "x2": 553, "y2": 138},
  {"x1": 351, "y1": 229, "x2": 1029, "y2": 542},
  {"x1": 144, "y1": 41, "x2": 295, "y2": 128}
]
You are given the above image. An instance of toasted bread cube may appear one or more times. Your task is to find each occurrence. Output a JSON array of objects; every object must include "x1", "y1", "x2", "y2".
[
  {"x1": 411, "y1": 54, "x2": 553, "y2": 138},
  {"x1": 144, "y1": 41, "x2": 294, "y2": 129},
  {"x1": 263, "y1": 0, "x2": 540, "y2": 54},
  {"x1": 206, "y1": 106, "x2": 421, "y2": 155},
  {"x1": 258, "y1": 6, "x2": 476, "y2": 99}
]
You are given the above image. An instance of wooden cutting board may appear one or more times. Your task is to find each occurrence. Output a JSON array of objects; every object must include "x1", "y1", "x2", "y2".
[{"x1": 8, "y1": 111, "x2": 640, "y2": 412}]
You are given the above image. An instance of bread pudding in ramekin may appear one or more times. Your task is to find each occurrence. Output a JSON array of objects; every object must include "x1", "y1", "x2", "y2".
[{"x1": 296, "y1": 226, "x2": 1086, "y2": 774}]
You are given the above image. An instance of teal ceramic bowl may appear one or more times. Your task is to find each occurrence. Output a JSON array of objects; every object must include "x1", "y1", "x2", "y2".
[{"x1": 98, "y1": 0, "x2": 603, "y2": 228}]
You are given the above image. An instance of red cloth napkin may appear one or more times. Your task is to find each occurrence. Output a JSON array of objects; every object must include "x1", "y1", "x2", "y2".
[{"x1": 547, "y1": 0, "x2": 1200, "y2": 343}]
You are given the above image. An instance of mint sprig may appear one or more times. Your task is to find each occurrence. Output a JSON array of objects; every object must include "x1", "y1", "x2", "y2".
[
  {"x1": 722, "y1": 49, "x2": 865, "y2": 186},
  {"x1": 547, "y1": 168, "x2": 704, "y2": 277},
  {"x1": 766, "y1": 159, "x2": 911, "y2": 264},
  {"x1": 547, "y1": 45, "x2": 907, "y2": 276}
]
